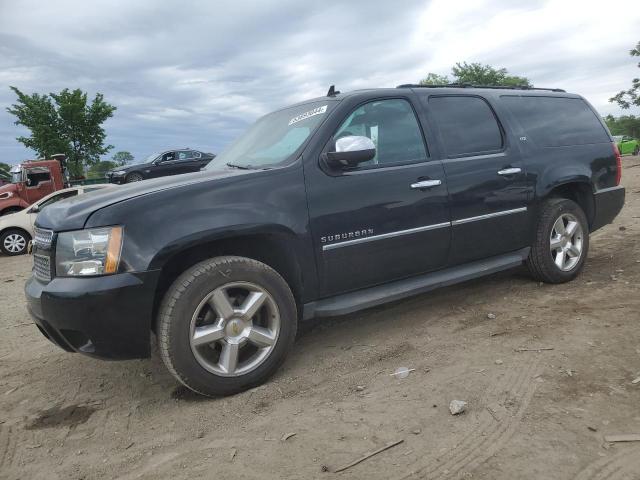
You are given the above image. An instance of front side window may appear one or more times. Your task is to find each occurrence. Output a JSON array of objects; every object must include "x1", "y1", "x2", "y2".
[
  {"x1": 162, "y1": 151, "x2": 176, "y2": 162},
  {"x1": 333, "y1": 98, "x2": 427, "y2": 169},
  {"x1": 429, "y1": 96, "x2": 503, "y2": 157},
  {"x1": 25, "y1": 167, "x2": 51, "y2": 187}
]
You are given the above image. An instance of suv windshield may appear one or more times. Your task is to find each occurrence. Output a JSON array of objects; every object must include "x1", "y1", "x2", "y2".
[{"x1": 207, "y1": 101, "x2": 334, "y2": 170}]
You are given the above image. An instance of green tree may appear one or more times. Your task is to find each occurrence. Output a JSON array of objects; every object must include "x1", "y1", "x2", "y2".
[
  {"x1": 0, "y1": 162, "x2": 11, "y2": 181},
  {"x1": 419, "y1": 62, "x2": 532, "y2": 87},
  {"x1": 7, "y1": 87, "x2": 116, "y2": 177},
  {"x1": 86, "y1": 160, "x2": 118, "y2": 179},
  {"x1": 610, "y1": 41, "x2": 640, "y2": 109},
  {"x1": 604, "y1": 114, "x2": 640, "y2": 138},
  {"x1": 111, "y1": 151, "x2": 134, "y2": 166},
  {"x1": 419, "y1": 73, "x2": 450, "y2": 86}
]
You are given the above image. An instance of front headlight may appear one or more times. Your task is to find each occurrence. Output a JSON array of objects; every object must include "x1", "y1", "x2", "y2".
[
  {"x1": 55, "y1": 226, "x2": 123, "y2": 276},
  {"x1": 112, "y1": 170, "x2": 126, "y2": 176}
]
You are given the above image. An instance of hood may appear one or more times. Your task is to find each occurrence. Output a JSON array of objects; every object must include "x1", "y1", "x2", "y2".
[
  {"x1": 107, "y1": 162, "x2": 154, "y2": 174},
  {"x1": 35, "y1": 167, "x2": 253, "y2": 231},
  {"x1": 0, "y1": 182, "x2": 18, "y2": 199}
]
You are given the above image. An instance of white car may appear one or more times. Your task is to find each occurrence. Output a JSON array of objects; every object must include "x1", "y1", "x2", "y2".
[{"x1": 0, "y1": 184, "x2": 113, "y2": 256}]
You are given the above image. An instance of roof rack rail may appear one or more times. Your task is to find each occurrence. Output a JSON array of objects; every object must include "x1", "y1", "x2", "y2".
[{"x1": 396, "y1": 83, "x2": 566, "y2": 93}]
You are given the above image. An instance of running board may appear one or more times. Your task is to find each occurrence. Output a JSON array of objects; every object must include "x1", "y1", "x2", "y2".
[{"x1": 302, "y1": 247, "x2": 530, "y2": 320}]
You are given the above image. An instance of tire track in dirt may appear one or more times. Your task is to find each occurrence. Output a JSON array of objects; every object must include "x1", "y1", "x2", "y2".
[
  {"x1": 574, "y1": 448, "x2": 640, "y2": 480},
  {"x1": 400, "y1": 356, "x2": 542, "y2": 479},
  {"x1": 0, "y1": 424, "x2": 16, "y2": 471}
]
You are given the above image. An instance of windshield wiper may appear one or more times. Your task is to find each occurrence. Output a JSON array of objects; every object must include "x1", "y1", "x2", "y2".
[{"x1": 226, "y1": 163, "x2": 253, "y2": 170}]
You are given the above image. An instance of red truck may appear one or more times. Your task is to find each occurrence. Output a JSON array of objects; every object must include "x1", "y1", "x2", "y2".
[{"x1": 0, "y1": 156, "x2": 67, "y2": 216}]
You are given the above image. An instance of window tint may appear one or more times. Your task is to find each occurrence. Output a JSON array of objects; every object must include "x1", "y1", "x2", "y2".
[
  {"x1": 429, "y1": 96, "x2": 503, "y2": 156},
  {"x1": 25, "y1": 167, "x2": 51, "y2": 187},
  {"x1": 162, "y1": 152, "x2": 175, "y2": 162},
  {"x1": 334, "y1": 99, "x2": 427, "y2": 168},
  {"x1": 501, "y1": 96, "x2": 609, "y2": 147},
  {"x1": 38, "y1": 190, "x2": 78, "y2": 210},
  {"x1": 177, "y1": 151, "x2": 193, "y2": 161}
]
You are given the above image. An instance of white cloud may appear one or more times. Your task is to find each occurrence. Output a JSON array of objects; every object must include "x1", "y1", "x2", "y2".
[{"x1": 0, "y1": 0, "x2": 639, "y2": 163}]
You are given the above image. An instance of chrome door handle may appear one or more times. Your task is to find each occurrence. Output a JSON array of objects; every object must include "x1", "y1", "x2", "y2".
[
  {"x1": 497, "y1": 167, "x2": 522, "y2": 176},
  {"x1": 410, "y1": 179, "x2": 442, "y2": 189}
]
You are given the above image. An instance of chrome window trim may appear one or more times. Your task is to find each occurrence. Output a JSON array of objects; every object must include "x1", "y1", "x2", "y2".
[
  {"x1": 451, "y1": 207, "x2": 527, "y2": 226},
  {"x1": 321, "y1": 207, "x2": 527, "y2": 251}
]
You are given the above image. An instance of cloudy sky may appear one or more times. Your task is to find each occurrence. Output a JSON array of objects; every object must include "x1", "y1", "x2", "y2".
[{"x1": 1, "y1": 0, "x2": 639, "y2": 165}]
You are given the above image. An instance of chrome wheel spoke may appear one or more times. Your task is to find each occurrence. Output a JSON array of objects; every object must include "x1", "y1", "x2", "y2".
[
  {"x1": 209, "y1": 289, "x2": 235, "y2": 320},
  {"x1": 247, "y1": 326, "x2": 276, "y2": 347},
  {"x1": 239, "y1": 291, "x2": 267, "y2": 321},
  {"x1": 553, "y1": 217, "x2": 566, "y2": 235},
  {"x1": 192, "y1": 324, "x2": 225, "y2": 346},
  {"x1": 554, "y1": 250, "x2": 566, "y2": 269},
  {"x1": 219, "y1": 342, "x2": 239, "y2": 374},
  {"x1": 550, "y1": 237, "x2": 563, "y2": 251},
  {"x1": 565, "y1": 220, "x2": 578, "y2": 238},
  {"x1": 567, "y1": 245, "x2": 580, "y2": 258}
]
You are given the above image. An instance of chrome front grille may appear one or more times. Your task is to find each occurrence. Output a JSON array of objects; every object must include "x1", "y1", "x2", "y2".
[
  {"x1": 33, "y1": 254, "x2": 52, "y2": 282},
  {"x1": 33, "y1": 227, "x2": 54, "y2": 249}
]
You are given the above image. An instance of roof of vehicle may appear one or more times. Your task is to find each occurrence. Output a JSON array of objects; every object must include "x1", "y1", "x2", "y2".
[{"x1": 285, "y1": 84, "x2": 578, "y2": 110}]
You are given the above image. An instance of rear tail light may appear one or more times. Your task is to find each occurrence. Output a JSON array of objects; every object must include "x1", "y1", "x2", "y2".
[{"x1": 613, "y1": 142, "x2": 622, "y2": 185}]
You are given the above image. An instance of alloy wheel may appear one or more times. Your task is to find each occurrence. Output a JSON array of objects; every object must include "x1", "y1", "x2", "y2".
[
  {"x1": 549, "y1": 213, "x2": 583, "y2": 271},
  {"x1": 189, "y1": 282, "x2": 280, "y2": 377}
]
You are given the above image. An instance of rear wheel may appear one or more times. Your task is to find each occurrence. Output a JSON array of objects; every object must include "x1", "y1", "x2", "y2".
[
  {"x1": 526, "y1": 198, "x2": 589, "y2": 283},
  {"x1": 157, "y1": 256, "x2": 297, "y2": 397},
  {"x1": 125, "y1": 172, "x2": 144, "y2": 183},
  {"x1": 0, "y1": 229, "x2": 31, "y2": 256}
]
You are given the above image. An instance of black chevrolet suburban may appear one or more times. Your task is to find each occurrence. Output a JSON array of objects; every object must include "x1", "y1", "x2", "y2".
[{"x1": 25, "y1": 85, "x2": 625, "y2": 396}]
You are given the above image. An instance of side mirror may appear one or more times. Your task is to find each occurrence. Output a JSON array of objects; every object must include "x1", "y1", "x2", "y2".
[
  {"x1": 325, "y1": 136, "x2": 376, "y2": 169},
  {"x1": 30, "y1": 205, "x2": 40, "y2": 214},
  {"x1": 25, "y1": 178, "x2": 33, "y2": 187}
]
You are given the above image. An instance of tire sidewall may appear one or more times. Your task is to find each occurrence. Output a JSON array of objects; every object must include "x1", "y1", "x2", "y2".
[
  {"x1": 159, "y1": 257, "x2": 297, "y2": 396},
  {"x1": 538, "y1": 199, "x2": 589, "y2": 282},
  {"x1": 0, "y1": 229, "x2": 29, "y2": 256}
]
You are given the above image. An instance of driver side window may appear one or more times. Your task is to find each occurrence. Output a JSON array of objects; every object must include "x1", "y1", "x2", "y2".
[
  {"x1": 162, "y1": 151, "x2": 176, "y2": 162},
  {"x1": 334, "y1": 99, "x2": 428, "y2": 169},
  {"x1": 25, "y1": 167, "x2": 51, "y2": 187}
]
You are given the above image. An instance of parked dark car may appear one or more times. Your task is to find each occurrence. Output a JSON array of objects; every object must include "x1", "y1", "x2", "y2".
[
  {"x1": 26, "y1": 85, "x2": 624, "y2": 397},
  {"x1": 106, "y1": 149, "x2": 215, "y2": 183}
]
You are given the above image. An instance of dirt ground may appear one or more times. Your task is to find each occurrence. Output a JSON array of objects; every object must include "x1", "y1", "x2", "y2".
[{"x1": 1, "y1": 157, "x2": 639, "y2": 480}]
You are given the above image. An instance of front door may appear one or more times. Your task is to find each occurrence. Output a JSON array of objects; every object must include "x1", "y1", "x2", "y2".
[
  {"x1": 23, "y1": 167, "x2": 53, "y2": 204},
  {"x1": 424, "y1": 94, "x2": 530, "y2": 265},
  {"x1": 306, "y1": 97, "x2": 451, "y2": 297}
]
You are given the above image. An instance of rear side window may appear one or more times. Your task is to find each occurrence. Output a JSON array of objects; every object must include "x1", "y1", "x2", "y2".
[
  {"x1": 501, "y1": 96, "x2": 609, "y2": 147},
  {"x1": 429, "y1": 96, "x2": 503, "y2": 157}
]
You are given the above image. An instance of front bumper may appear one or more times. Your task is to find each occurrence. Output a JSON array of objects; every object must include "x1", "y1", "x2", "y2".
[
  {"x1": 591, "y1": 185, "x2": 625, "y2": 231},
  {"x1": 105, "y1": 172, "x2": 125, "y2": 184},
  {"x1": 25, "y1": 270, "x2": 160, "y2": 360}
]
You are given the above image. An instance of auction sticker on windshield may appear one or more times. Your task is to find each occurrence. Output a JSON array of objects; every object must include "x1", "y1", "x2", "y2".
[{"x1": 288, "y1": 105, "x2": 327, "y2": 125}]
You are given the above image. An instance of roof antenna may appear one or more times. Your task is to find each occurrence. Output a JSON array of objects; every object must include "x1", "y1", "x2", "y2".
[{"x1": 327, "y1": 85, "x2": 340, "y2": 97}]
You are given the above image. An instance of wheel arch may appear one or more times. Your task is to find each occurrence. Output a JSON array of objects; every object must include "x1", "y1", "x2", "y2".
[
  {"x1": 150, "y1": 229, "x2": 305, "y2": 331},
  {"x1": 541, "y1": 180, "x2": 595, "y2": 229}
]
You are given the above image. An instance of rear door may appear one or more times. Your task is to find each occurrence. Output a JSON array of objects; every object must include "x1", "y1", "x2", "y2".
[
  {"x1": 424, "y1": 94, "x2": 530, "y2": 265},
  {"x1": 305, "y1": 95, "x2": 451, "y2": 297}
]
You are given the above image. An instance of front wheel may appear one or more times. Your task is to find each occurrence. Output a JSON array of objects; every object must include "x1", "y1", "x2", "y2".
[
  {"x1": 157, "y1": 256, "x2": 297, "y2": 397},
  {"x1": 0, "y1": 229, "x2": 31, "y2": 256},
  {"x1": 125, "y1": 172, "x2": 144, "y2": 183},
  {"x1": 526, "y1": 198, "x2": 589, "y2": 283}
]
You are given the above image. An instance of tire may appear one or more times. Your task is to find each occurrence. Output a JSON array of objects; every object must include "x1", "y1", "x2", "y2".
[
  {"x1": 0, "y1": 229, "x2": 31, "y2": 256},
  {"x1": 157, "y1": 256, "x2": 297, "y2": 397},
  {"x1": 526, "y1": 198, "x2": 589, "y2": 284},
  {"x1": 125, "y1": 172, "x2": 144, "y2": 183}
]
